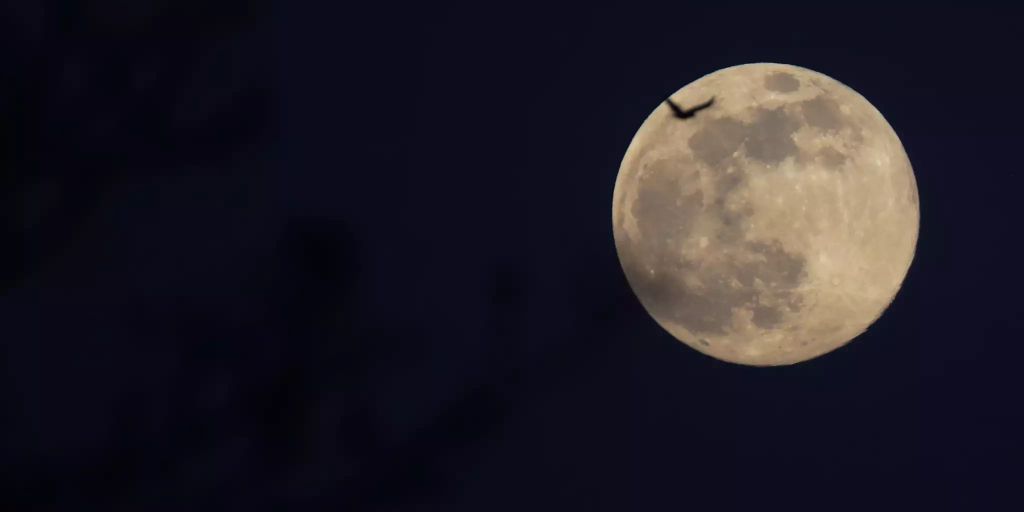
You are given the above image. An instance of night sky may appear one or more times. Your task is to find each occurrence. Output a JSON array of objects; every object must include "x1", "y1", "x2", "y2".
[{"x1": 3, "y1": 3, "x2": 1023, "y2": 510}]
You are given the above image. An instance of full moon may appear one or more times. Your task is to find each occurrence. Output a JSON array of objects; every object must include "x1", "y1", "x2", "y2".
[{"x1": 612, "y1": 63, "x2": 919, "y2": 366}]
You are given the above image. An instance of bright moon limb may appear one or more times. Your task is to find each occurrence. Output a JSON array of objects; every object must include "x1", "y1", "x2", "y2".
[{"x1": 612, "y1": 63, "x2": 919, "y2": 366}]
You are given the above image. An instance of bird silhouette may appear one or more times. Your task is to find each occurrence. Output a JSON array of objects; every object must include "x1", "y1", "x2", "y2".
[{"x1": 665, "y1": 96, "x2": 715, "y2": 119}]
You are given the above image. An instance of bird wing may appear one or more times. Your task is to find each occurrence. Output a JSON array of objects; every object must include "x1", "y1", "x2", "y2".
[
  {"x1": 691, "y1": 97, "x2": 715, "y2": 112},
  {"x1": 665, "y1": 98, "x2": 686, "y2": 117}
]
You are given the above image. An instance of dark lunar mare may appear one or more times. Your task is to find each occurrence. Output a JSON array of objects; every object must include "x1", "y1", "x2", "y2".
[{"x1": 622, "y1": 103, "x2": 815, "y2": 336}]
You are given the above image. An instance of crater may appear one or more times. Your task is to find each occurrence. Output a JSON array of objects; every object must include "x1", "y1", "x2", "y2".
[{"x1": 764, "y1": 72, "x2": 800, "y2": 93}]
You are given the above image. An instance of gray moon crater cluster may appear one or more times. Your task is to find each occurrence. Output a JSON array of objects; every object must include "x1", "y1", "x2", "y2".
[{"x1": 612, "y1": 63, "x2": 919, "y2": 366}]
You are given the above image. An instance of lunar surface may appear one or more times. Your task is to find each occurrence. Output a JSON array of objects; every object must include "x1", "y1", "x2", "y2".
[{"x1": 612, "y1": 63, "x2": 919, "y2": 366}]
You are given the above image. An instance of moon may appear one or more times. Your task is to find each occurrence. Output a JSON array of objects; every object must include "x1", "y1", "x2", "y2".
[{"x1": 612, "y1": 63, "x2": 919, "y2": 366}]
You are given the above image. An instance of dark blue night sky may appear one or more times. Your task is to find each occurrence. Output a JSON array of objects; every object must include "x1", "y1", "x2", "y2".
[{"x1": 3, "y1": 3, "x2": 1022, "y2": 510}]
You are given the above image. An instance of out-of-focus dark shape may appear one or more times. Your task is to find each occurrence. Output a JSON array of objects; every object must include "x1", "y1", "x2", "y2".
[{"x1": 0, "y1": 0, "x2": 276, "y2": 293}]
